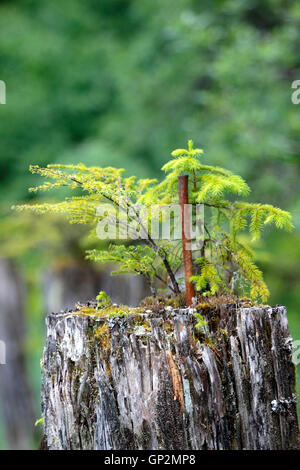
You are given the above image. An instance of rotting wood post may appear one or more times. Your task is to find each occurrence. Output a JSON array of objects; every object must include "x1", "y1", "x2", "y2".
[{"x1": 178, "y1": 174, "x2": 195, "y2": 306}]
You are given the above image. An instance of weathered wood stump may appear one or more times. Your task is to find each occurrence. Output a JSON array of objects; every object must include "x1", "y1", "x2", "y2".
[{"x1": 41, "y1": 304, "x2": 299, "y2": 450}]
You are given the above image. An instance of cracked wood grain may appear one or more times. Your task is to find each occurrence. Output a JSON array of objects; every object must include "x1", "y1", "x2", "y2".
[{"x1": 41, "y1": 305, "x2": 299, "y2": 450}]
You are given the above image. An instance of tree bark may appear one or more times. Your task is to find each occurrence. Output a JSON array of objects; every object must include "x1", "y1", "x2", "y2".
[{"x1": 41, "y1": 303, "x2": 299, "y2": 450}]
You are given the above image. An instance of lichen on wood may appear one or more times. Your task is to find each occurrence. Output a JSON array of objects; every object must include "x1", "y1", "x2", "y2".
[{"x1": 41, "y1": 303, "x2": 299, "y2": 450}]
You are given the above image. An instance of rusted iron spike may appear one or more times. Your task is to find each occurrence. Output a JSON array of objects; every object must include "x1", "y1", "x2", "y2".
[{"x1": 178, "y1": 174, "x2": 195, "y2": 306}]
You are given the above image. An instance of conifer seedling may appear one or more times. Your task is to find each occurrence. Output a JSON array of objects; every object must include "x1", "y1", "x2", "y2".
[{"x1": 14, "y1": 141, "x2": 293, "y2": 305}]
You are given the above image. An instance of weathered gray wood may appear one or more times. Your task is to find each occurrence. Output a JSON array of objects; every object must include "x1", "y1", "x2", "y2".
[{"x1": 41, "y1": 304, "x2": 299, "y2": 450}]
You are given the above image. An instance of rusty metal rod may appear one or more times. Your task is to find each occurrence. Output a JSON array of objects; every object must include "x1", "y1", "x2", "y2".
[{"x1": 178, "y1": 174, "x2": 195, "y2": 306}]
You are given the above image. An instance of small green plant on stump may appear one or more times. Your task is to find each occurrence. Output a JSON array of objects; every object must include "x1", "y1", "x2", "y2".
[
  {"x1": 14, "y1": 141, "x2": 293, "y2": 304},
  {"x1": 96, "y1": 291, "x2": 112, "y2": 309}
]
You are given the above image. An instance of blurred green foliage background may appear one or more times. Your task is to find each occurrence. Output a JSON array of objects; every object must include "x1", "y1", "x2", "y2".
[{"x1": 0, "y1": 0, "x2": 299, "y2": 449}]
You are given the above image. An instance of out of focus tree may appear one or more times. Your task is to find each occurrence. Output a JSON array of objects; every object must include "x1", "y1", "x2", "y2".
[
  {"x1": 0, "y1": 259, "x2": 37, "y2": 449},
  {"x1": 0, "y1": 0, "x2": 299, "y2": 205}
]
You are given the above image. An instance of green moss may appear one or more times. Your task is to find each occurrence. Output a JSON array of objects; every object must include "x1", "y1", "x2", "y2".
[
  {"x1": 108, "y1": 309, "x2": 128, "y2": 319},
  {"x1": 73, "y1": 306, "x2": 99, "y2": 316},
  {"x1": 140, "y1": 293, "x2": 186, "y2": 310},
  {"x1": 163, "y1": 321, "x2": 173, "y2": 333},
  {"x1": 219, "y1": 328, "x2": 228, "y2": 336},
  {"x1": 72, "y1": 304, "x2": 144, "y2": 318},
  {"x1": 203, "y1": 336, "x2": 215, "y2": 347},
  {"x1": 134, "y1": 314, "x2": 151, "y2": 331},
  {"x1": 196, "y1": 303, "x2": 211, "y2": 313},
  {"x1": 94, "y1": 324, "x2": 109, "y2": 340},
  {"x1": 93, "y1": 324, "x2": 111, "y2": 376}
]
